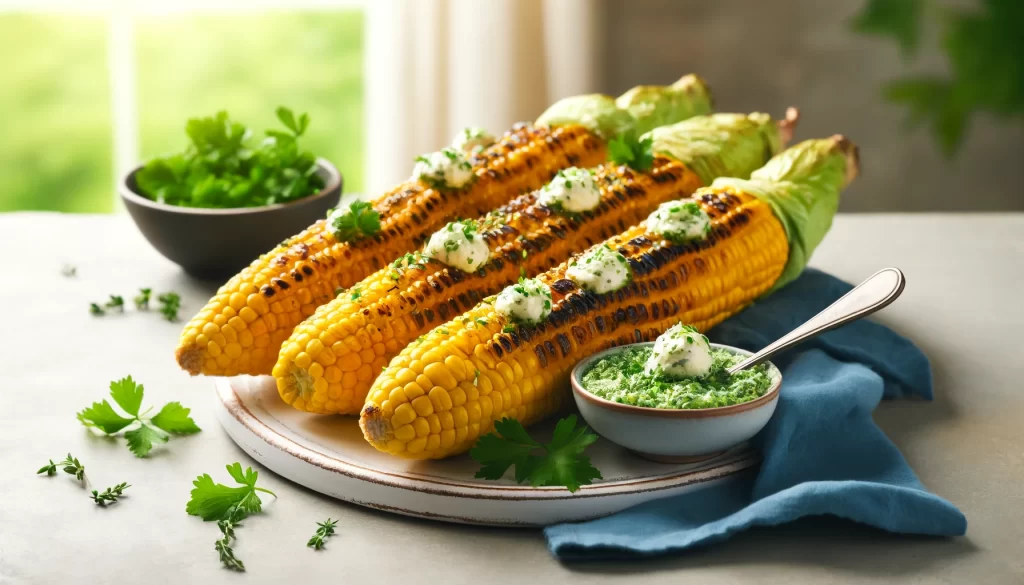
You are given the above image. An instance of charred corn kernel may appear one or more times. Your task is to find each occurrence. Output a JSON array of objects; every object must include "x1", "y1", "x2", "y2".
[
  {"x1": 274, "y1": 111, "x2": 791, "y2": 415},
  {"x1": 360, "y1": 137, "x2": 859, "y2": 459}
]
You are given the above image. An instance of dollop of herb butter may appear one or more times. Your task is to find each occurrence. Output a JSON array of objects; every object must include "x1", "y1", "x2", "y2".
[
  {"x1": 645, "y1": 200, "x2": 710, "y2": 244},
  {"x1": 581, "y1": 345, "x2": 774, "y2": 410},
  {"x1": 537, "y1": 167, "x2": 601, "y2": 213},
  {"x1": 452, "y1": 127, "x2": 496, "y2": 153},
  {"x1": 645, "y1": 323, "x2": 712, "y2": 378},
  {"x1": 566, "y1": 244, "x2": 632, "y2": 294},
  {"x1": 413, "y1": 148, "x2": 475, "y2": 189},
  {"x1": 495, "y1": 278, "x2": 552, "y2": 324},
  {"x1": 423, "y1": 220, "x2": 489, "y2": 272}
]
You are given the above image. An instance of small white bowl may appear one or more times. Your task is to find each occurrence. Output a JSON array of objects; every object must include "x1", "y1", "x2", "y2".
[{"x1": 571, "y1": 343, "x2": 782, "y2": 463}]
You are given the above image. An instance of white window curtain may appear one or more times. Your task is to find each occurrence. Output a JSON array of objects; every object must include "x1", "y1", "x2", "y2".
[{"x1": 364, "y1": 0, "x2": 599, "y2": 192}]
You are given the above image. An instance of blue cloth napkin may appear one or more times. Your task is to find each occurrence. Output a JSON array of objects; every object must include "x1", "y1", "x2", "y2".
[{"x1": 545, "y1": 268, "x2": 967, "y2": 560}]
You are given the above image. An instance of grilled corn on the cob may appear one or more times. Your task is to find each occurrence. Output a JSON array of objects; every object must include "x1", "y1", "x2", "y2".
[
  {"x1": 359, "y1": 136, "x2": 858, "y2": 459},
  {"x1": 274, "y1": 111, "x2": 794, "y2": 415},
  {"x1": 175, "y1": 76, "x2": 712, "y2": 377}
]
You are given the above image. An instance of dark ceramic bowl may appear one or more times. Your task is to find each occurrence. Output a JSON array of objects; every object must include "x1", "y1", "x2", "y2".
[{"x1": 120, "y1": 159, "x2": 342, "y2": 279}]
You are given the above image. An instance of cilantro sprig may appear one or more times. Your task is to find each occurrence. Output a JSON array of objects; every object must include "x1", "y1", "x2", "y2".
[
  {"x1": 76, "y1": 376, "x2": 201, "y2": 458},
  {"x1": 326, "y1": 200, "x2": 381, "y2": 242},
  {"x1": 186, "y1": 463, "x2": 276, "y2": 522},
  {"x1": 135, "y1": 107, "x2": 324, "y2": 208},
  {"x1": 187, "y1": 463, "x2": 277, "y2": 571},
  {"x1": 470, "y1": 415, "x2": 602, "y2": 492},
  {"x1": 608, "y1": 130, "x2": 654, "y2": 172}
]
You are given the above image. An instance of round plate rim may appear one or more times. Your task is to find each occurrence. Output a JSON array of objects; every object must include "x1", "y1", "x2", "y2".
[{"x1": 215, "y1": 376, "x2": 761, "y2": 504}]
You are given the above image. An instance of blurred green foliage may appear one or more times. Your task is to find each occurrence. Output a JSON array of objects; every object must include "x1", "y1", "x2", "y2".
[
  {"x1": 853, "y1": 0, "x2": 1024, "y2": 155},
  {"x1": 0, "y1": 14, "x2": 113, "y2": 212},
  {"x1": 0, "y1": 10, "x2": 363, "y2": 213}
]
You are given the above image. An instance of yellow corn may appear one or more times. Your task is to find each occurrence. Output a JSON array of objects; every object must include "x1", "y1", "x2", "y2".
[
  {"x1": 175, "y1": 124, "x2": 606, "y2": 376},
  {"x1": 360, "y1": 136, "x2": 859, "y2": 459},
  {"x1": 273, "y1": 158, "x2": 704, "y2": 414}
]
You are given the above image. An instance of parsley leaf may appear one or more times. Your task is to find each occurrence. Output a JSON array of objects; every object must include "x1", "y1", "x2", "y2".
[
  {"x1": 470, "y1": 415, "x2": 602, "y2": 492},
  {"x1": 186, "y1": 463, "x2": 276, "y2": 521},
  {"x1": 607, "y1": 130, "x2": 654, "y2": 171},
  {"x1": 77, "y1": 400, "x2": 135, "y2": 434},
  {"x1": 77, "y1": 376, "x2": 201, "y2": 458},
  {"x1": 109, "y1": 376, "x2": 144, "y2": 416},
  {"x1": 327, "y1": 201, "x2": 381, "y2": 242},
  {"x1": 150, "y1": 402, "x2": 203, "y2": 434},
  {"x1": 125, "y1": 424, "x2": 168, "y2": 458}
]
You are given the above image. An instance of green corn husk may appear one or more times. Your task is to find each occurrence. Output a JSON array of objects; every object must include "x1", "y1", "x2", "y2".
[
  {"x1": 615, "y1": 75, "x2": 713, "y2": 136},
  {"x1": 712, "y1": 136, "x2": 859, "y2": 290},
  {"x1": 535, "y1": 74, "x2": 713, "y2": 140},
  {"x1": 645, "y1": 112, "x2": 785, "y2": 186}
]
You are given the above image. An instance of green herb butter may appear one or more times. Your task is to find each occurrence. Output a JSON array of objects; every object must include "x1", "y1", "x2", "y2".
[{"x1": 581, "y1": 346, "x2": 774, "y2": 409}]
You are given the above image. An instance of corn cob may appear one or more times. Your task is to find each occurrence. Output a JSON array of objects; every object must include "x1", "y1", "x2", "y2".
[
  {"x1": 175, "y1": 76, "x2": 712, "y2": 377},
  {"x1": 359, "y1": 136, "x2": 859, "y2": 459},
  {"x1": 274, "y1": 111, "x2": 793, "y2": 415}
]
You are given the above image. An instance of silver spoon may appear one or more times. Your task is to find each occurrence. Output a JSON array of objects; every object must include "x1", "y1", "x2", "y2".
[{"x1": 726, "y1": 267, "x2": 906, "y2": 375}]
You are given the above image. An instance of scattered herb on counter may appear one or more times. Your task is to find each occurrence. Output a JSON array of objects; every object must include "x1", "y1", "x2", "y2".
[
  {"x1": 608, "y1": 130, "x2": 654, "y2": 172},
  {"x1": 37, "y1": 459, "x2": 58, "y2": 476},
  {"x1": 135, "y1": 107, "x2": 325, "y2": 209},
  {"x1": 470, "y1": 415, "x2": 601, "y2": 493},
  {"x1": 104, "y1": 295, "x2": 125, "y2": 313},
  {"x1": 187, "y1": 463, "x2": 277, "y2": 571},
  {"x1": 307, "y1": 518, "x2": 338, "y2": 550},
  {"x1": 215, "y1": 506, "x2": 247, "y2": 572},
  {"x1": 37, "y1": 453, "x2": 86, "y2": 481},
  {"x1": 76, "y1": 376, "x2": 201, "y2": 458},
  {"x1": 134, "y1": 288, "x2": 152, "y2": 310},
  {"x1": 91, "y1": 482, "x2": 131, "y2": 505},
  {"x1": 88, "y1": 288, "x2": 181, "y2": 320},
  {"x1": 61, "y1": 265, "x2": 77, "y2": 278},
  {"x1": 158, "y1": 292, "x2": 182, "y2": 321}
]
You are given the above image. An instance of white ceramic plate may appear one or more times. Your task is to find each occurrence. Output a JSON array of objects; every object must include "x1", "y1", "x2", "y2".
[{"x1": 214, "y1": 376, "x2": 760, "y2": 527}]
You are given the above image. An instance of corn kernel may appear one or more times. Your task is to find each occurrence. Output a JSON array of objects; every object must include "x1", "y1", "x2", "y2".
[
  {"x1": 406, "y1": 437, "x2": 428, "y2": 454},
  {"x1": 392, "y1": 403, "x2": 417, "y2": 427},
  {"x1": 412, "y1": 417, "x2": 430, "y2": 438},
  {"x1": 411, "y1": 395, "x2": 434, "y2": 417},
  {"x1": 393, "y1": 424, "x2": 416, "y2": 441}
]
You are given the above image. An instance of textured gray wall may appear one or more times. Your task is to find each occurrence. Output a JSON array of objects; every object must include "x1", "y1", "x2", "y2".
[{"x1": 599, "y1": 0, "x2": 1024, "y2": 211}]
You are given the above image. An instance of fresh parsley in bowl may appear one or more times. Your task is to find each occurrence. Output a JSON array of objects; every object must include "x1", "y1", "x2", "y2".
[
  {"x1": 135, "y1": 107, "x2": 325, "y2": 208},
  {"x1": 119, "y1": 107, "x2": 341, "y2": 278}
]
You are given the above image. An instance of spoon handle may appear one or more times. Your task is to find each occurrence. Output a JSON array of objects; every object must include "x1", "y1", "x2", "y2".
[{"x1": 726, "y1": 267, "x2": 906, "y2": 375}]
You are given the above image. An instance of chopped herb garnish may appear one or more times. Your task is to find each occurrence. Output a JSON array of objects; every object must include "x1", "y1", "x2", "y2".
[
  {"x1": 158, "y1": 292, "x2": 182, "y2": 321},
  {"x1": 608, "y1": 130, "x2": 655, "y2": 172},
  {"x1": 134, "y1": 288, "x2": 152, "y2": 310},
  {"x1": 327, "y1": 201, "x2": 381, "y2": 243}
]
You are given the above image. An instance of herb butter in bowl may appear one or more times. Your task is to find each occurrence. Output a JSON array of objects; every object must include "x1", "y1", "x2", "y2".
[{"x1": 570, "y1": 324, "x2": 782, "y2": 463}]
